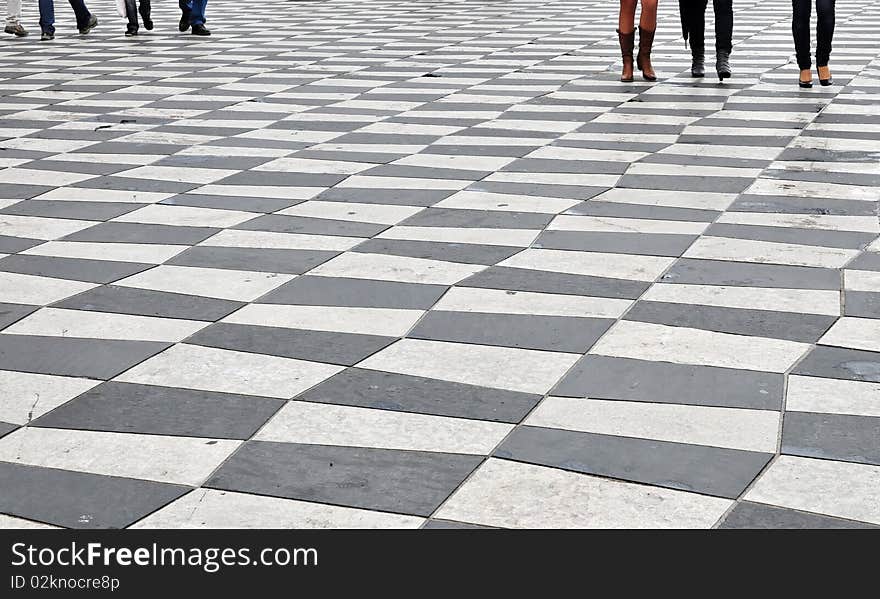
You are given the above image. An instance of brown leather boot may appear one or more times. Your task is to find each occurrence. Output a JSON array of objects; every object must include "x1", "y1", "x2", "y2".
[
  {"x1": 617, "y1": 29, "x2": 635, "y2": 82},
  {"x1": 636, "y1": 26, "x2": 657, "y2": 81}
]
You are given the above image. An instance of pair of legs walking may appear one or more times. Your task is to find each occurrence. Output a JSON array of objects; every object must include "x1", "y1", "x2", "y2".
[
  {"x1": 793, "y1": 0, "x2": 835, "y2": 87},
  {"x1": 38, "y1": 0, "x2": 96, "y2": 38},
  {"x1": 179, "y1": 0, "x2": 210, "y2": 35},
  {"x1": 682, "y1": 0, "x2": 732, "y2": 79},
  {"x1": 124, "y1": 0, "x2": 152, "y2": 35},
  {"x1": 618, "y1": 0, "x2": 658, "y2": 82}
]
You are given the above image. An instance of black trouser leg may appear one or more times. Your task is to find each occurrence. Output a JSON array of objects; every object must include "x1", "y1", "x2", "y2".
[
  {"x1": 686, "y1": 0, "x2": 709, "y2": 53},
  {"x1": 815, "y1": 0, "x2": 836, "y2": 67},
  {"x1": 124, "y1": 0, "x2": 138, "y2": 28},
  {"x1": 792, "y1": 0, "x2": 812, "y2": 69},
  {"x1": 139, "y1": 0, "x2": 151, "y2": 20},
  {"x1": 713, "y1": 0, "x2": 733, "y2": 53}
]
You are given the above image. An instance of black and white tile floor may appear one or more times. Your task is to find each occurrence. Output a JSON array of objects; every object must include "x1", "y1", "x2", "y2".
[{"x1": 0, "y1": 0, "x2": 878, "y2": 529}]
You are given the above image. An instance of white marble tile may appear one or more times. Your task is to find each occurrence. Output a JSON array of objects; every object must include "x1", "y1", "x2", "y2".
[
  {"x1": 786, "y1": 375, "x2": 880, "y2": 417},
  {"x1": 116, "y1": 344, "x2": 343, "y2": 399},
  {"x1": 278, "y1": 201, "x2": 423, "y2": 224},
  {"x1": 22, "y1": 241, "x2": 189, "y2": 264},
  {"x1": 819, "y1": 317, "x2": 880, "y2": 352},
  {"x1": 33, "y1": 187, "x2": 172, "y2": 204},
  {"x1": 0, "y1": 370, "x2": 100, "y2": 425},
  {"x1": 549, "y1": 215, "x2": 708, "y2": 235},
  {"x1": 131, "y1": 489, "x2": 423, "y2": 529},
  {"x1": 746, "y1": 456, "x2": 880, "y2": 525},
  {"x1": 0, "y1": 168, "x2": 95, "y2": 186},
  {"x1": 188, "y1": 184, "x2": 322, "y2": 200},
  {"x1": 3, "y1": 308, "x2": 209, "y2": 343},
  {"x1": 0, "y1": 272, "x2": 96, "y2": 305},
  {"x1": 392, "y1": 154, "x2": 515, "y2": 171},
  {"x1": 0, "y1": 515, "x2": 59, "y2": 529},
  {"x1": 642, "y1": 283, "x2": 841, "y2": 315},
  {"x1": 845, "y1": 269, "x2": 880, "y2": 292},
  {"x1": 255, "y1": 157, "x2": 374, "y2": 174},
  {"x1": 199, "y1": 229, "x2": 360, "y2": 251},
  {"x1": 435, "y1": 287, "x2": 631, "y2": 318},
  {"x1": 590, "y1": 320, "x2": 810, "y2": 373},
  {"x1": 592, "y1": 188, "x2": 736, "y2": 211},
  {"x1": 717, "y1": 212, "x2": 880, "y2": 233},
  {"x1": 527, "y1": 397, "x2": 779, "y2": 452},
  {"x1": 115, "y1": 166, "x2": 238, "y2": 184},
  {"x1": 335, "y1": 175, "x2": 470, "y2": 191},
  {"x1": 436, "y1": 459, "x2": 732, "y2": 528},
  {"x1": 434, "y1": 191, "x2": 581, "y2": 214},
  {"x1": 376, "y1": 225, "x2": 539, "y2": 247},
  {"x1": 115, "y1": 265, "x2": 293, "y2": 301},
  {"x1": 746, "y1": 178, "x2": 880, "y2": 202},
  {"x1": 359, "y1": 338, "x2": 580, "y2": 394},
  {"x1": 309, "y1": 252, "x2": 484, "y2": 285},
  {"x1": 684, "y1": 236, "x2": 859, "y2": 269},
  {"x1": 0, "y1": 427, "x2": 240, "y2": 486},
  {"x1": 0, "y1": 214, "x2": 94, "y2": 240},
  {"x1": 256, "y1": 401, "x2": 513, "y2": 454},
  {"x1": 224, "y1": 304, "x2": 423, "y2": 337},
  {"x1": 113, "y1": 204, "x2": 259, "y2": 228}
]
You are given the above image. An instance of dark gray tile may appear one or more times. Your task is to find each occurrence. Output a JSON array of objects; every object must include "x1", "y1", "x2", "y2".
[
  {"x1": 0, "y1": 422, "x2": 17, "y2": 439},
  {"x1": 166, "y1": 246, "x2": 337, "y2": 274},
  {"x1": 215, "y1": 171, "x2": 346, "y2": 188},
  {"x1": 205, "y1": 441, "x2": 482, "y2": 516},
  {"x1": 234, "y1": 214, "x2": 387, "y2": 237},
  {"x1": 402, "y1": 207, "x2": 552, "y2": 229},
  {"x1": 0, "y1": 200, "x2": 144, "y2": 221},
  {"x1": 626, "y1": 301, "x2": 835, "y2": 342},
  {"x1": 782, "y1": 412, "x2": 880, "y2": 466},
  {"x1": 295, "y1": 367, "x2": 540, "y2": 423},
  {"x1": 729, "y1": 195, "x2": 878, "y2": 217},
  {"x1": 188, "y1": 323, "x2": 394, "y2": 366},
  {"x1": 617, "y1": 174, "x2": 754, "y2": 193},
  {"x1": 565, "y1": 200, "x2": 720, "y2": 223},
  {"x1": 423, "y1": 519, "x2": 496, "y2": 530},
  {"x1": 495, "y1": 426, "x2": 771, "y2": 499},
  {"x1": 845, "y1": 291, "x2": 880, "y2": 319},
  {"x1": 0, "y1": 254, "x2": 151, "y2": 284},
  {"x1": 33, "y1": 381, "x2": 283, "y2": 440},
  {"x1": 410, "y1": 311, "x2": 612, "y2": 353},
  {"x1": 661, "y1": 258, "x2": 840, "y2": 289},
  {"x1": 0, "y1": 462, "x2": 189, "y2": 529},
  {"x1": 705, "y1": 223, "x2": 874, "y2": 249},
  {"x1": 259, "y1": 275, "x2": 447, "y2": 309},
  {"x1": 792, "y1": 346, "x2": 880, "y2": 382},
  {"x1": 354, "y1": 238, "x2": 520, "y2": 265},
  {"x1": 0, "y1": 303, "x2": 37, "y2": 330},
  {"x1": 0, "y1": 335, "x2": 169, "y2": 379},
  {"x1": 720, "y1": 501, "x2": 879, "y2": 529},
  {"x1": 534, "y1": 230, "x2": 696, "y2": 257},
  {"x1": 468, "y1": 181, "x2": 607, "y2": 200},
  {"x1": 61, "y1": 222, "x2": 219, "y2": 245},
  {"x1": 0, "y1": 234, "x2": 43, "y2": 254},
  {"x1": 848, "y1": 252, "x2": 880, "y2": 272},
  {"x1": 554, "y1": 355, "x2": 783, "y2": 410},
  {"x1": 460, "y1": 266, "x2": 649, "y2": 300},
  {"x1": 53, "y1": 285, "x2": 243, "y2": 321},
  {"x1": 160, "y1": 193, "x2": 298, "y2": 213}
]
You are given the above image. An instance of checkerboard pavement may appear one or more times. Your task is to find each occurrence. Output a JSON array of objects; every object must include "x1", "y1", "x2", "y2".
[{"x1": 0, "y1": 0, "x2": 879, "y2": 529}]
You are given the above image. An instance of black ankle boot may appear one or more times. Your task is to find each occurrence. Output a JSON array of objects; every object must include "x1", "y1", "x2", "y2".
[
  {"x1": 691, "y1": 46, "x2": 705, "y2": 78},
  {"x1": 716, "y1": 50, "x2": 731, "y2": 81}
]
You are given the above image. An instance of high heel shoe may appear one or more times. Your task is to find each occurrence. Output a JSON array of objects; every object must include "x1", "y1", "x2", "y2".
[
  {"x1": 636, "y1": 26, "x2": 657, "y2": 82},
  {"x1": 617, "y1": 29, "x2": 635, "y2": 83},
  {"x1": 817, "y1": 65, "x2": 833, "y2": 86},
  {"x1": 799, "y1": 68, "x2": 813, "y2": 88},
  {"x1": 716, "y1": 50, "x2": 731, "y2": 81}
]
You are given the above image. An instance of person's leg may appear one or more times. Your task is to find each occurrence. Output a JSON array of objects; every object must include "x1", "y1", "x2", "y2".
[
  {"x1": 686, "y1": 0, "x2": 708, "y2": 76},
  {"x1": 39, "y1": 0, "x2": 56, "y2": 36},
  {"x1": 124, "y1": 0, "x2": 139, "y2": 31},
  {"x1": 637, "y1": 0, "x2": 658, "y2": 80},
  {"x1": 791, "y1": 0, "x2": 812, "y2": 71},
  {"x1": 179, "y1": 0, "x2": 192, "y2": 31},
  {"x1": 815, "y1": 0, "x2": 836, "y2": 67},
  {"x1": 714, "y1": 0, "x2": 733, "y2": 53},
  {"x1": 189, "y1": 0, "x2": 207, "y2": 25},
  {"x1": 7, "y1": 0, "x2": 22, "y2": 24},
  {"x1": 67, "y1": 0, "x2": 93, "y2": 31},
  {"x1": 139, "y1": 0, "x2": 152, "y2": 28},
  {"x1": 618, "y1": 0, "x2": 637, "y2": 81}
]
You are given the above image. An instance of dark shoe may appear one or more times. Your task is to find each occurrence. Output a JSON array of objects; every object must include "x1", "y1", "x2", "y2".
[
  {"x1": 141, "y1": 10, "x2": 153, "y2": 30},
  {"x1": 191, "y1": 24, "x2": 211, "y2": 36},
  {"x1": 4, "y1": 23, "x2": 28, "y2": 37},
  {"x1": 79, "y1": 15, "x2": 98, "y2": 34},
  {"x1": 799, "y1": 68, "x2": 813, "y2": 88},
  {"x1": 637, "y1": 27, "x2": 657, "y2": 81},
  {"x1": 691, "y1": 46, "x2": 705, "y2": 78},
  {"x1": 125, "y1": 27, "x2": 138, "y2": 37},
  {"x1": 40, "y1": 31, "x2": 54, "y2": 41},
  {"x1": 818, "y1": 65, "x2": 833, "y2": 86},
  {"x1": 179, "y1": 11, "x2": 191, "y2": 31},
  {"x1": 617, "y1": 29, "x2": 636, "y2": 82},
  {"x1": 716, "y1": 50, "x2": 731, "y2": 81}
]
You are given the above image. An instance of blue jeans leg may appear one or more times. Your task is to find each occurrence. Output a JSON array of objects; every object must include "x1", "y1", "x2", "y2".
[
  {"x1": 189, "y1": 0, "x2": 206, "y2": 25},
  {"x1": 39, "y1": 0, "x2": 55, "y2": 34}
]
